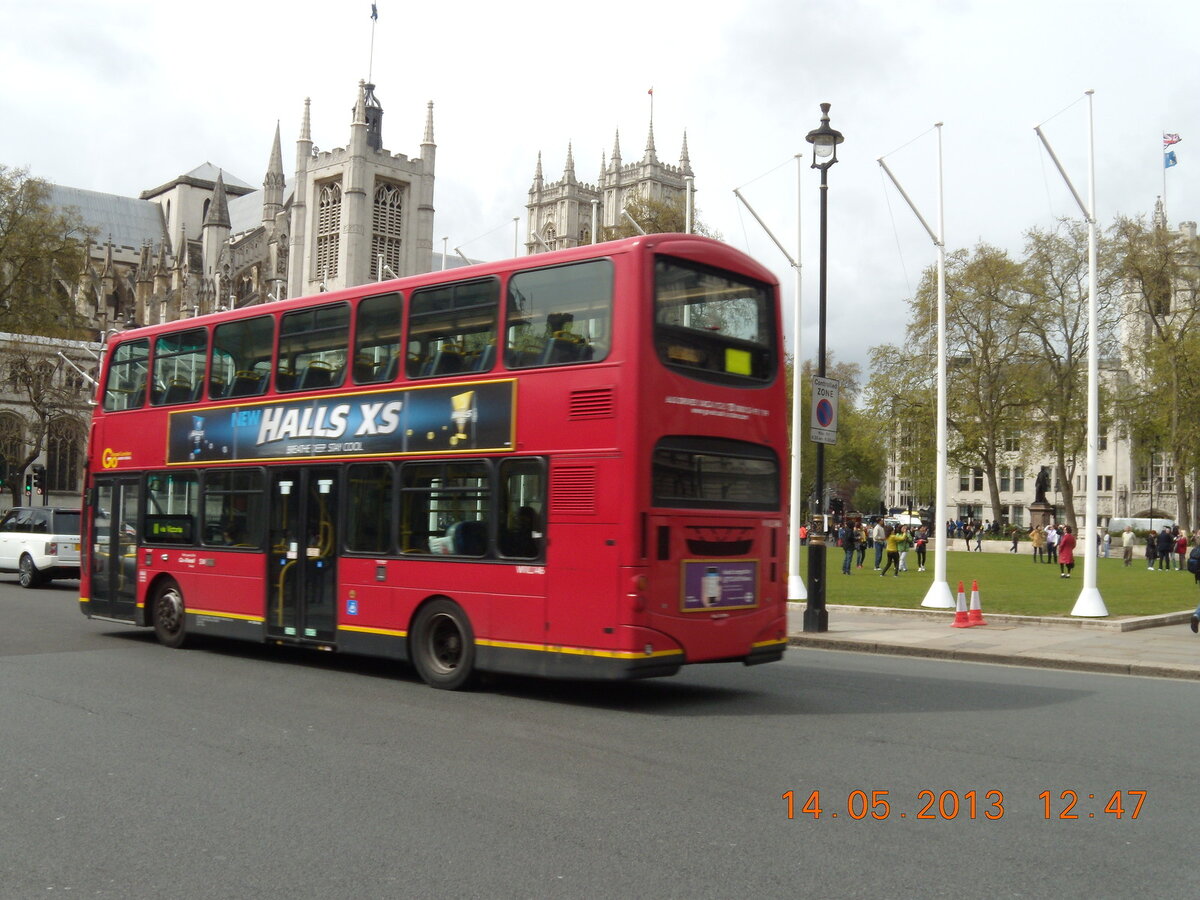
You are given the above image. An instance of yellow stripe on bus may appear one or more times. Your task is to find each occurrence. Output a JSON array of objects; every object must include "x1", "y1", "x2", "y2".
[
  {"x1": 477, "y1": 638, "x2": 684, "y2": 660},
  {"x1": 338, "y1": 624, "x2": 408, "y2": 638},
  {"x1": 188, "y1": 609, "x2": 266, "y2": 623}
]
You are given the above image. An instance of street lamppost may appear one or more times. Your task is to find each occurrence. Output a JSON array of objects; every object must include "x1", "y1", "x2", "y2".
[{"x1": 803, "y1": 102, "x2": 843, "y2": 634}]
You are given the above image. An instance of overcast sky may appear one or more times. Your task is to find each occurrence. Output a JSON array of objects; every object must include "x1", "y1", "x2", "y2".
[{"x1": 1, "y1": 0, "x2": 1194, "y2": 374}]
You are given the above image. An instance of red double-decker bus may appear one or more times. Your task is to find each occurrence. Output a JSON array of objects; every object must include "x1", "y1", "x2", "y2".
[{"x1": 80, "y1": 234, "x2": 788, "y2": 688}]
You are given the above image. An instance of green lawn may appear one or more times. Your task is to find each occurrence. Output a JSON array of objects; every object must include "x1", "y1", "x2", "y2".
[{"x1": 797, "y1": 545, "x2": 1200, "y2": 617}]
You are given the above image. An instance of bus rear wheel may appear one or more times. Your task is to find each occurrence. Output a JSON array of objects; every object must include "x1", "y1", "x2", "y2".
[
  {"x1": 152, "y1": 578, "x2": 189, "y2": 649},
  {"x1": 411, "y1": 598, "x2": 477, "y2": 690}
]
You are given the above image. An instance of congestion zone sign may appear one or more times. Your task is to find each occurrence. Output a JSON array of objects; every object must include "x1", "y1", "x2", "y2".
[{"x1": 809, "y1": 376, "x2": 840, "y2": 445}]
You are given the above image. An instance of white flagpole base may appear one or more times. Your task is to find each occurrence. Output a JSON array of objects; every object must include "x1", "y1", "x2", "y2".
[
  {"x1": 920, "y1": 580, "x2": 956, "y2": 609},
  {"x1": 1071, "y1": 587, "x2": 1108, "y2": 617},
  {"x1": 787, "y1": 574, "x2": 808, "y2": 602}
]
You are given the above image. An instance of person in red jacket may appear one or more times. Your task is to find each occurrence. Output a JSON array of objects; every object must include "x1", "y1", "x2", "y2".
[{"x1": 1057, "y1": 525, "x2": 1077, "y2": 578}]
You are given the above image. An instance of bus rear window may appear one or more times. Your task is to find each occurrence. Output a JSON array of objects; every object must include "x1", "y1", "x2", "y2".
[
  {"x1": 654, "y1": 258, "x2": 775, "y2": 384},
  {"x1": 652, "y1": 437, "x2": 779, "y2": 510}
]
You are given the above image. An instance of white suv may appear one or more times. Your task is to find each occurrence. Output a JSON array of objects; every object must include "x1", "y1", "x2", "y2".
[{"x1": 0, "y1": 506, "x2": 82, "y2": 588}]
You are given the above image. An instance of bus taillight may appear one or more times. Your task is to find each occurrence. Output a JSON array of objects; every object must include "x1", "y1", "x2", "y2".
[{"x1": 628, "y1": 574, "x2": 648, "y2": 611}]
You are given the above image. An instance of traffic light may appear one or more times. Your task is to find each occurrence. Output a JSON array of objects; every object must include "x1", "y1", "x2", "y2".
[
  {"x1": 32, "y1": 464, "x2": 46, "y2": 496},
  {"x1": 24, "y1": 473, "x2": 33, "y2": 497}
]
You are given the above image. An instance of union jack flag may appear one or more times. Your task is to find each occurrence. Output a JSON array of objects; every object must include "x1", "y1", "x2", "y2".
[{"x1": 1164, "y1": 133, "x2": 1181, "y2": 146}]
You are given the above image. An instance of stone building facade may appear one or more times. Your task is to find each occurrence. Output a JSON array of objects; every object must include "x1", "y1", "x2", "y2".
[{"x1": 526, "y1": 122, "x2": 693, "y2": 253}]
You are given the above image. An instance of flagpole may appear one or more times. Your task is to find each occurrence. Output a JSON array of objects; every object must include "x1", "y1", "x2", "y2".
[{"x1": 368, "y1": 4, "x2": 378, "y2": 83}]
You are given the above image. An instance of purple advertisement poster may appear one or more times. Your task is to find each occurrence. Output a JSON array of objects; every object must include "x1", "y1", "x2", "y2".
[{"x1": 680, "y1": 560, "x2": 758, "y2": 612}]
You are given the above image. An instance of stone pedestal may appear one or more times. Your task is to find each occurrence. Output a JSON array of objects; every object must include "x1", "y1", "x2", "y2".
[{"x1": 1028, "y1": 502, "x2": 1055, "y2": 529}]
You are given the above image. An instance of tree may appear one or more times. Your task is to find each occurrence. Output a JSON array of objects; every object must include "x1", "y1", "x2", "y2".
[
  {"x1": 788, "y1": 352, "x2": 885, "y2": 516},
  {"x1": 604, "y1": 192, "x2": 721, "y2": 241},
  {"x1": 1, "y1": 346, "x2": 89, "y2": 507},
  {"x1": 1014, "y1": 219, "x2": 1120, "y2": 530},
  {"x1": 869, "y1": 244, "x2": 1036, "y2": 524},
  {"x1": 0, "y1": 165, "x2": 90, "y2": 338},
  {"x1": 1110, "y1": 215, "x2": 1200, "y2": 529}
]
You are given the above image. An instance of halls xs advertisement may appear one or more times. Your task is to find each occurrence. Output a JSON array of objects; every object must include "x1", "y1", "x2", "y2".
[{"x1": 166, "y1": 380, "x2": 515, "y2": 464}]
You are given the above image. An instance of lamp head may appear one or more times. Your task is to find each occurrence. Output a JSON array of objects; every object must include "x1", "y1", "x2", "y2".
[{"x1": 806, "y1": 102, "x2": 844, "y2": 170}]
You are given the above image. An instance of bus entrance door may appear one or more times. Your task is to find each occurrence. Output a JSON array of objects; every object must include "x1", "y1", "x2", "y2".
[
  {"x1": 266, "y1": 468, "x2": 338, "y2": 644},
  {"x1": 88, "y1": 477, "x2": 140, "y2": 621}
]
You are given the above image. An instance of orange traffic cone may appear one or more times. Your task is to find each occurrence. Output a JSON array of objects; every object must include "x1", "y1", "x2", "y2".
[
  {"x1": 967, "y1": 580, "x2": 988, "y2": 626},
  {"x1": 951, "y1": 580, "x2": 971, "y2": 627}
]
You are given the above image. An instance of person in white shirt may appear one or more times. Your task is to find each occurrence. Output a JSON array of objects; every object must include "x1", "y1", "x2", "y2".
[
  {"x1": 1121, "y1": 525, "x2": 1135, "y2": 567},
  {"x1": 1044, "y1": 524, "x2": 1059, "y2": 565}
]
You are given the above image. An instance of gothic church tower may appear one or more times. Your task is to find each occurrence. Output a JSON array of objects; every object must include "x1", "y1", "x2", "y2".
[
  {"x1": 526, "y1": 116, "x2": 694, "y2": 254},
  {"x1": 289, "y1": 81, "x2": 436, "y2": 296}
]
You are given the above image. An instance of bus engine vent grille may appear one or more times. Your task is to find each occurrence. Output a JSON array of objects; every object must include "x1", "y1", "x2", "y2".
[
  {"x1": 552, "y1": 465, "x2": 598, "y2": 515},
  {"x1": 568, "y1": 388, "x2": 615, "y2": 420}
]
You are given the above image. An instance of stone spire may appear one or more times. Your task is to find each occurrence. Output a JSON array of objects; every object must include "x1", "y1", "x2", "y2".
[
  {"x1": 352, "y1": 80, "x2": 368, "y2": 127},
  {"x1": 679, "y1": 130, "x2": 693, "y2": 176},
  {"x1": 423, "y1": 100, "x2": 435, "y2": 145},
  {"x1": 643, "y1": 119, "x2": 658, "y2": 163},
  {"x1": 532, "y1": 151, "x2": 544, "y2": 191},
  {"x1": 610, "y1": 130, "x2": 622, "y2": 170},
  {"x1": 300, "y1": 96, "x2": 312, "y2": 143},
  {"x1": 263, "y1": 121, "x2": 285, "y2": 225},
  {"x1": 563, "y1": 142, "x2": 576, "y2": 183},
  {"x1": 202, "y1": 173, "x2": 231, "y2": 278},
  {"x1": 203, "y1": 171, "x2": 231, "y2": 229}
]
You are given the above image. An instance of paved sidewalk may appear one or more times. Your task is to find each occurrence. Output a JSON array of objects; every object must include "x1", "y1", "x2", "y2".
[{"x1": 786, "y1": 602, "x2": 1200, "y2": 680}]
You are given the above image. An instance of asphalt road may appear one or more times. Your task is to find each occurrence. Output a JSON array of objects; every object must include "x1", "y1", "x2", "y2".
[{"x1": 1, "y1": 575, "x2": 1195, "y2": 898}]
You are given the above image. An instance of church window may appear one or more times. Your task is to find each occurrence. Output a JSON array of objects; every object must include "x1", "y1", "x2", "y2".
[
  {"x1": 316, "y1": 181, "x2": 342, "y2": 281},
  {"x1": 372, "y1": 182, "x2": 404, "y2": 279},
  {"x1": 0, "y1": 412, "x2": 23, "y2": 474},
  {"x1": 47, "y1": 418, "x2": 84, "y2": 493}
]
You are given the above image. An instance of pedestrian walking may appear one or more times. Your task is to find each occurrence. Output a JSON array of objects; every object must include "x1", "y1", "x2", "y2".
[
  {"x1": 1176, "y1": 528, "x2": 1188, "y2": 571},
  {"x1": 1010, "y1": 526, "x2": 1020, "y2": 553},
  {"x1": 1045, "y1": 524, "x2": 1059, "y2": 565},
  {"x1": 1156, "y1": 527, "x2": 1174, "y2": 571},
  {"x1": 915, "y1": 526, "x2": 928, "y2": 572},
  {"x1": 1121, "y1": 524, "x2": 1135, "y2": 567},
  {"x1": 840, "y1": 522, "x2": 858, "y2": 575},
  {"x1": 872, "y1": 519, "x2": 886, "y2": 570},
  {"x1": 898, "y1": 525, "x2": 911, "y2": 572},
  {"x1": 1030, "y1": 525, "x2": 1045, "y2": 563},
  {"x1": 974, "y1": 527, "x2": 983, "y2": 552},
  {"x1": 1147, "y1": 530, "x2": 1159, "y2": 570},
  {"x1": 1058, "y1": 525, "x2": 1077, "y2": 578},
  {"x1": 880, "y1": 527, "x2": 901, "y2": 577},
  {"x1": 856, "y1": 522, "x2": 869, "y2": 568},
  {"x1": 963, "y1": 523, "x2": 973, "y2": 551}
]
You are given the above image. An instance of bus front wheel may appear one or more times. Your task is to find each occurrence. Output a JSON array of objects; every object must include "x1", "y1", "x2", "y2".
[
  {"x1": 152, "y1": 578, "x2": 189, "y2": 649},
  {"x1": 410, "y1": 598, "x2": 477, "y2": 690}
]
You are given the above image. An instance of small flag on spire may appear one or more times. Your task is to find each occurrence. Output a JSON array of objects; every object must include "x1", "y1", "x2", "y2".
[
  {"x1": 648, "y1": 87, "x2": 653, "y2": 96},
  {"x1": 1164, "y1": 132, "x2": 1181, "y2": 146},
  {"x1": 371, "y1": 3, "x2": 378, "y2": 20},
  {"x1": 1165, "y1": 150, "x2": 1178, "y2": 169}
]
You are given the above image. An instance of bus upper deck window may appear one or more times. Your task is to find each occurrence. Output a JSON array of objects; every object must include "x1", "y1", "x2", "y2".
[
  {"x1": 504, "y1": 260, "x2": 612, "y2": 369},
  {"x1": 102, "y1": 339, "x2": 149, "y2": 411},
  {"x1": 653, "y1": 258, "x2": 776, "y2": 385}
]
